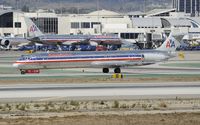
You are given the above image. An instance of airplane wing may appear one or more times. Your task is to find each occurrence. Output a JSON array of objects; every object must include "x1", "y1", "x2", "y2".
[
  {"x1": 16, "y1": 42, "x2": 35, "y2": 47},
  {"x1": 91, "y1": 61, "x2": 143, "y2": 68},
  {"x1": 0, "y1": 37, "x2": 34, "y2": 49},
  {"x1": 61, "y1": 38, "x2": 91, "y2": 45}
]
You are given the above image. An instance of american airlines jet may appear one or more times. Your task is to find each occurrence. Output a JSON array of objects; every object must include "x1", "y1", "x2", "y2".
[
  {"x1": 13, "y1": 33, "x2": 183, "y2": 74},
  {"x1": 25, "y1": 18, "x2": 121, "y2": 46},
  {"x1": 0, "y1": 18, "x2": 121, "y2": 50}
]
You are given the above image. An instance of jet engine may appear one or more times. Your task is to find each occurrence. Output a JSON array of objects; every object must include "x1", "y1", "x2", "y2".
[{"x1": 0, "y1": 39, "x2": 10, "y2": 47}]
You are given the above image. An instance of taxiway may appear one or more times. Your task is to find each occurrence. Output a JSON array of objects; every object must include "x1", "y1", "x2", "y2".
[{"x1": 0, "y1": 82, "x2": 200, "y2": 101}]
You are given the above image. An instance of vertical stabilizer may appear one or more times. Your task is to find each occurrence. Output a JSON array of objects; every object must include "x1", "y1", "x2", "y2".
[
  {"x1": 156, "y1": 33, "x2": 184, "y2": 52},
  {"x1": 24, "y1": 17, "x2": 43, "y2": 37}
]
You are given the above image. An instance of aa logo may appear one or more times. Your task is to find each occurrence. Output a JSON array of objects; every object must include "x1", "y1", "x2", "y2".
[
  {"x1": 166, "y1": 39, "x2": 175, "y2": 48},
  {"x1": 30, "y1": 25, "x2": 38, "y2": 32}
]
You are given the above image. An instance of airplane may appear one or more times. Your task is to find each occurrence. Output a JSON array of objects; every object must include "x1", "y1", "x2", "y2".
[
  {"x1": 25, "y1": 18, "x2": 121, "y2": 46},
  {"x1": 0, "y1": 18, "x2": 121, "y2": 51},
  {"x1": 13, "y1": 33, "x2": 184, "y2": 74},
  {"x1": 0, "y1": 36, "x2": 34, "y2": 50}
]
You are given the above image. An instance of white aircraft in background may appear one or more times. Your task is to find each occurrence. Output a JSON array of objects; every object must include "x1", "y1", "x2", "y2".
[
  {"x1": 13, "y1": 33, "x2": 184, "y2": 74},
  {"x1": 25, "y1": 18, "x2": 121, "y2": 46},
  {"x1": 0, "y1": 18, "x2": 121, "y2": 50}
]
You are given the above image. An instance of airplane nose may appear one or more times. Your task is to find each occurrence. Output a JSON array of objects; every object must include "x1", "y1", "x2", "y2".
[{"x1": 13, "y1": 63, "x2": 19, "y2": 68}]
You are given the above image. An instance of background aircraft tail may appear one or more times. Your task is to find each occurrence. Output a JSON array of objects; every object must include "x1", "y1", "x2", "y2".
[
  {"x1": 156, "y1": 33, "x2": 184, "y2": 52},
  {"x1": 24, "y1": 17, "x2": 43, "y2": 37}
]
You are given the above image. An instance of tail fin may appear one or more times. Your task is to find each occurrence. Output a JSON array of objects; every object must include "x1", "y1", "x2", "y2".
[
  {"x1": 156, "y1": 33, "x2": 184, "y2": 52},
  {"x1": 24, "y1": 17, "x2": 43, "y2": 37}
]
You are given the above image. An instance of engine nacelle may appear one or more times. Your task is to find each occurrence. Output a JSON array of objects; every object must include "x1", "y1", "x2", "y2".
[{"x1": 0, "y1": 39, "x2": 10, "y2": 47}]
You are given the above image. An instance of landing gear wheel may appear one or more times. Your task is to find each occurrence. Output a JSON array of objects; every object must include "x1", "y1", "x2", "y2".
[
  {"x1": 20, "y1": 70, "x2": 25, "y2": 75},
  {"x1": 114, "y1": 68, "x2": 121, "y2": 73},
  {"x1": 103, "y1": 68, "x2": 109, "y2": 73}
]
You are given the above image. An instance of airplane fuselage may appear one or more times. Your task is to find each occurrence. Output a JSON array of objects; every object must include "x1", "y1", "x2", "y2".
[
  {"x1": 31, "y1": 34, "x2": 121, "y2": 45},
  {"x1": 13, "y1": 50, "x2": 172, "y2": 73}
]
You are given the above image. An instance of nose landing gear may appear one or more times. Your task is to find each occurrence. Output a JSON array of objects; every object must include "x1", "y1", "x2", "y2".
[
  {"x1": 20, "y1": 69, "x2": 40, "y2": 75},
  {"x1": 20, "y1": 70, "x2": 25, "y2": 75}
]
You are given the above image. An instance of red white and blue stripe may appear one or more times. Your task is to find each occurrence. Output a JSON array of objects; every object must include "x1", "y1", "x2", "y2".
[{"x1": 14, "y1": 53, "x2": 144, "y2": 64}]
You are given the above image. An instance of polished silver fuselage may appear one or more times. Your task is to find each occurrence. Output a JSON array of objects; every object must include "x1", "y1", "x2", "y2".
[{"x1": 13, "y1": 50, "x2": 174, "y2": 70}]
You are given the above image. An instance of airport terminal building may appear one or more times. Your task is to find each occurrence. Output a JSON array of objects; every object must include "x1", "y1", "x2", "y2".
[
  {"x1": 1, "y1": 8, "x2": 200, "y2": 48},
  {"x1": 173, "y1": 0, "x2": 200, "y2": 16}
]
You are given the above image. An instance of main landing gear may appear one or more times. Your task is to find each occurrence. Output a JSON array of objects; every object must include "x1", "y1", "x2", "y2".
[
  {"x1": 114, "y1": 67, "x2": 121, "y2": 74},
  {"x1": 102, "y1": 67, "x2": 121, "y2": 73},
  {"x1": 103, "y1": 68, "x2": 109, "y2": 73},
  {"x1": 113, "y1": 67, "x2": 123, "y2": 78},
  {"x1": 102, "y1": 67, "x2": 123, "y2": 78}
]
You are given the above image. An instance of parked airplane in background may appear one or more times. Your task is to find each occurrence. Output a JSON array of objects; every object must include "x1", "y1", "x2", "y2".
[
  {"x1": 25, "y1": 18, "x2": 121, "y2": 46},
  {"x1": 13, "y1": 33, "x2": 184, "y2": 74},
  {"x1": 1, "y1": 18, "x2": 121, "y2": 51}
]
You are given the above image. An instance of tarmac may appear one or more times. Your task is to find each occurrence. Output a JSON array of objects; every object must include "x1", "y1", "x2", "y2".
[
  {"x1": 0, "y1": 51, "x2": 200, "y2": 81},
  {"x1": 0, "y1": 82, "x2": 200, "y2": 102}
]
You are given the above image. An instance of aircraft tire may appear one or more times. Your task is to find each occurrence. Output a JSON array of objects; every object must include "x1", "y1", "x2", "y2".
[
  {"x1": 21, "y1": 70, "x2": 25, "y2": 75},
  {"x1": 103, "y1": 68, "x2": 109, "y2": 73},
  {"x1": 114, "y1": 68, "x2": 121, "y2": 73}
]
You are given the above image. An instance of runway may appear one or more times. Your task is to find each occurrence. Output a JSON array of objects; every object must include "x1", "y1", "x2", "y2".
[
  {"x1": 0, "y1": 64, "x2": 200, "y2": 78},
  {"x1": 0, "y1": 82, "x2": 200, "y2": 101},
  {"x1": 0, "y1": 51, "x2": 200, "y2": 78}
]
